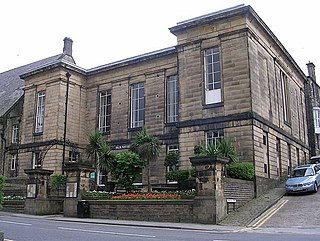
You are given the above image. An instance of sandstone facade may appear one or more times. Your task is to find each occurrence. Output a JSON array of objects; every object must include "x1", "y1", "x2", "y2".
[{"x1": 0, "y1": 5, "x2": 310, "y2": 195}]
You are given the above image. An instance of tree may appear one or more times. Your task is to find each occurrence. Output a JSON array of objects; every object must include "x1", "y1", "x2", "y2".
[
  {"x1": 86, "y1": 130, "x2": 114, "y2": 187},
  {"x1": 86, "y1": 130, "x2": 103, "y2": 168},
  {"x1": 108, "y1": 151, "x2": 145, "y2": 191},
  {"x1": 131, "y1": 128, "x2": 160, "y2": 192},
  {"x1": 98, "y1": 141, "x2": 115, "y2": 185}
]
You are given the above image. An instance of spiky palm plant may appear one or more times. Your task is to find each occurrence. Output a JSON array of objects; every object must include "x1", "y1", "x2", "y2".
[{"x1": 131, "y1": 128, "x2": 160, "y2": 192}]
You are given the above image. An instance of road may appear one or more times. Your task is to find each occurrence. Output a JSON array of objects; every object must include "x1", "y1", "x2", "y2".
[
  {"x1": 260, "y1": 190, "x2": 320, "y2": 228},
  {"x1": 1, "y1": 213, "x2": 320, "y2": 241},
  {"x1": 1, "y1": 192, "x2": 320, "y2": 241}
]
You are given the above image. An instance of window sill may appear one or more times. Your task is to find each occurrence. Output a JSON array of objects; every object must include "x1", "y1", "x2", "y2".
[
  {"x1": 284, "y1": 121, "x2": 291, "y2": 127},
  {"x1": 164, "y1": 122, "x2": 178, "y2": 127},
  {"x1": 128, "y1": 127, "x2": 143, "y2": 132},
  {"x1": 101, "y1": 131, "x2": 110, "y2": 136},
  {"x1": 33, "y1": 132, "x2": 43, "y2": 136},
  {"x1": 203, "y1": 102, "x2": 224, "y2": 109}
]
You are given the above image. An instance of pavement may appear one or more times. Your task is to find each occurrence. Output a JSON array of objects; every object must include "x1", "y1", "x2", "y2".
[
  {"x1": 219, "y1": 184, "x2": 286, "y2": 227},
  {"x1": 0, "y1": 184, "x2": 286, "y2": 232}
]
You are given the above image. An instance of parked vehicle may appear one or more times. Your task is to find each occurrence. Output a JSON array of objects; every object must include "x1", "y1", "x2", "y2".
[{"x1": 285, "y1": 164, "x2": 320, "y2": 194}]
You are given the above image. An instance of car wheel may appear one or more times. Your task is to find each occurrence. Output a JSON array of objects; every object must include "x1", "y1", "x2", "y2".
[{"x1": 314, "y1": 182, "x2": 318, "y2": 193}]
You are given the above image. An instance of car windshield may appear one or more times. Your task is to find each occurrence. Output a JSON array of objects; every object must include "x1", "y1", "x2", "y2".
[{"x1": 292, "y1": 167, "x2": 314, "y2": 177}]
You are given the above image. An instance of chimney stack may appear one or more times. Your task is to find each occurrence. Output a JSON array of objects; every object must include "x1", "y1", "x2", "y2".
[
  {"x1": 307, "y1": 62, "x2": 316, "y2": 81},
  {"x1": 63, "y1": 37, "x2": 73, "y2": 56}
]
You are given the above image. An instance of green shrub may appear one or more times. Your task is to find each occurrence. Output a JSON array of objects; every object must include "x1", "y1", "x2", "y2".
[
  {"x1": 81, "y1": 190, "x2": 114, "y2": 200},
  {"x1": 226, "y1": 162, "x2": 255, "y2": 181},
  {"x1": 194, "y1": 144, "x2": 205, "y2": 155},
  {"x1": 166, "y1": 169, "x2": 196, "y2": 190},
  {"x1": 164, "y1": 151, "x2": 179, "y2": 170},
  {"x1": 194, "y1": 138, "x2": 238, "y2": 162},
  {"x1": 109, "y1": 151, "x2": 145, "y2": 191},
  {"x1": 50, "y1": 174, "x2": 67, "y2": 190},
  {"x1": 166, "y1": 170, "x2": 190, "y2": 182},
  {"x1": 0, "y1": 176, "x2": 5, "y2": 209}
]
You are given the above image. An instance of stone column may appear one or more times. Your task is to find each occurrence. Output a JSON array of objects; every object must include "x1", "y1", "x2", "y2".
[
  {"x1": 63, "y1": 163, "x2": 94, "y2": 217},
  {"x1": 24, "y1": 168, "x2": 57, "y2": 215},
  {"x1": 190, "y1": 156, "x2": 228, "y2": 224}
]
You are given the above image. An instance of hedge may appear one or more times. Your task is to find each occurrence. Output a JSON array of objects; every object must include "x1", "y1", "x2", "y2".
[{"x1": 226, "y1": 162, "x2": 255, "y2": 181}]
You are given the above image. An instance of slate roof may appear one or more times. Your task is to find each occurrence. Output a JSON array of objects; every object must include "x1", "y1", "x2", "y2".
[{"x1": 0, "y1": 54, "x2": 64, "y2": 117}]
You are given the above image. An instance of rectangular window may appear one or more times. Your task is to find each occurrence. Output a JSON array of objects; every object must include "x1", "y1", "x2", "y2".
[
  {"x1": 35, "y1": 91, "x2": 46, "y2": 133},
  {"x1": 167, "y1": 145, "x2": 179, "y2": 184},
  {"x1": 11, "y1": 154, "x2": 17, "y2": 170},
  {"x1": 32, "y1": 152, "x2": 41, "y2": 169},
  {"x1": 12, "y1": 124, "x2": 19, "y2": 144},
  {"x1": 206, "y1": 130, "x2": 224, "y2": 147},
  {"x1": 167, "y1": 145, "x2": 179, "y2": 171},
  {"x1": 166, "y1": 75, "x2": 178, "y2": 123},
  {"x1": 204, "y1": 47, "x2": 222, "y2": 104},
  {"x1": 280, "y1": 71, "x2": 290, "y2": 123},
  {"x1": 98, "y1": 90, "x2": 112, "y2": 134},
  {"x1": 68, "y1": 151, "x2": 79, "y2": 162},
  {"x1": 97, "y1": 169, "x2": 106, "y2": 186},
  {"x1": 313, "y1": 107, "x2": 320, "y2": 133},
  {"x1": 131, "y1": 83, "x2": 145, "y2": 128}
]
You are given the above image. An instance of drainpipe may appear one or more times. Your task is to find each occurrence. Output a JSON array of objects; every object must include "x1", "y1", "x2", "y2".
[{"x1": 62, "y1": 72, "x2": 71, "y2": 175}]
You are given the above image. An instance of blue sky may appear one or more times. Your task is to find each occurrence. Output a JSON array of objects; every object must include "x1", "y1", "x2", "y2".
[{"x1": 1, "y1": 0, "x2": 319, "y2": 80}]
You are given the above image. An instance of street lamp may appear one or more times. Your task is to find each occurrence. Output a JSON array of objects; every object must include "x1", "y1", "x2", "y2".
[{"x1": 62, "y1": 72, "x2": 71, "y2": 174}]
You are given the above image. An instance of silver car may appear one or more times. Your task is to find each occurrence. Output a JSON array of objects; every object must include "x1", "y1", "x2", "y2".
[{"x1": 285, "y1": 164, "x2": 320, "y2": 194}]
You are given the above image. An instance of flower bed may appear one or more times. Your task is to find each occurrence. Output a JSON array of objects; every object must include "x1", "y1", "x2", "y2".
[
  {"x1": 111, "y1": 193, "x2": 180, "y2": 200},
  {"x1": 81, "y1": 190, "x2": 114, "y2": 200},
  {"x1": 81, "y1": 190, "x2": 196, "y2": 200},
  {"x1": 3, "y1": 195, "x2": 25, "y2": 201}
]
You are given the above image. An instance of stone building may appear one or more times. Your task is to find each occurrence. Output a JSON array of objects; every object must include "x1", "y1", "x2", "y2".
[
  {"x1": 305, "y1": 62, "x2": 320, "y2": 157},
  {"x1": 0, "y1": 5, "x2": 310, "y2": 195}
]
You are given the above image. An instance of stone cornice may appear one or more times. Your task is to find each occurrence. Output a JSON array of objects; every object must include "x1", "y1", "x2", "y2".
[{"x1": 20, "y1": 60, "x2": 87, "y2": 79}]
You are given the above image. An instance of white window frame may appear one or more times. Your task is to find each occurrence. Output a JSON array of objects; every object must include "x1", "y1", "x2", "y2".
[
  {"x1": 98, "y1": 90, "x2": 112, "y2": 134},
  {"x1": 166, "y1": 75, "x2": 178, "y2": 123},
  {"x1": 12, "y1": 124, "x2": 19, "y2": 144},
  {"x1": 130, "y1": 83, "x2": 145, "y2": 128},
  {"x1": 35, "y1": 91, "x2": 45, "y2": 133},
  {"x1": 32, "y1": 152, "x2": 41, "y2": 169},
  {"x1": 206, "y1": 130, "x2": 224, "y2": 147},
  {"x1": 204, "y1": 47, "x2": 222, "y2": 104},
  {"x1": 10, "y1": 154, "x2": 17, "y2": 171},
  {"x1": 97, "y1": 168, "x2": 106, "y2": 186},
  {"x1": 314, "y1": 107, "x2": 320, "y2": 133},
  {"x1": 68, "y1": 151, "x2": 79, "y2": 162}
]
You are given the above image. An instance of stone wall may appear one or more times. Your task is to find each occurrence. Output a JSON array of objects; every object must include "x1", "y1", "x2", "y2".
[
  {"x1": 88, "y1": 200, "x2": 194, "y2": 223},
  {"x1": 2, "y1": 200, "x2": 25, "y2": 213},
  {"x1": 223, "y1": 178, "x2": 254, "y2": 209},
  {"x1": 24, "y1": 199, "x2": 63, "y2": 215}
]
